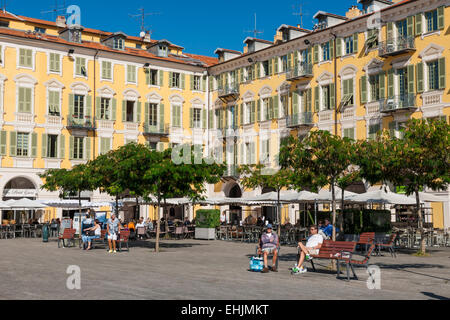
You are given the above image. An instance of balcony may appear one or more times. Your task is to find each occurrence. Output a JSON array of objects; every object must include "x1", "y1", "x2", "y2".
[
  {"x1": 286, "y1": 64, "x2": 313, "y2": 81},
  {"x1": 218, "y1": 84, "x2": 240, "y2": 102},
  {"x1": 124, "y1": 122, "x2": 139, "y2": 132},
  {"x1": 67, "y1": 115, "x2": 95, "y2": 131},
  {"x1": 221, "y1": 125, "x2": 239, "y2": 139},
  {"x1": 379, "y1": 37, "x2": 415, "y2": 57},
  {"x1": 286, "y1": 112, "x2": 314, "y2": 128},
  {"x1": 381, "y1": 94, "x2": 416, "y2": 113},
  {"x1": 143, "y1": 124, "x2": 169, "y2": 137}
]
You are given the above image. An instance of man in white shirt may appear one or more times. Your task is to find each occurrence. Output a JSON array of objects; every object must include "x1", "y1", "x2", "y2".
[
  {"x1": 220, "y1": 212, "x2": 227, "y2": 224},
  {"x1": 292, "y1": 225, "x2": 323, "y2": 274}
]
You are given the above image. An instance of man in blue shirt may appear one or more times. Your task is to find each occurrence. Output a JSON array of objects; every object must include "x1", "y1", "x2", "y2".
[{"x1": 322, "y1": 219, "x2": 339, "y2": 238}]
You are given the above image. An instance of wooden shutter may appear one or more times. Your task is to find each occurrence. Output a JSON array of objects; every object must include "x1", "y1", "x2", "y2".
[
  {"x1": 18, "y1": 87, "x2": 25, "y2": 112},
  {"x1": 407, "y1": 16, "x2": 414, "y2": 38},
  {"x1": 416, "y1": 62, "x2": 424, "y2": 93},
  {"x1": 314, "y1": 87, "x2": 320, "y2": 112},
  {"x1": 287, "y1": 54, "x2": 292, "y2": 70},
  {"x1": 273, "y1": 95, "x2": 279, "y2": 119},
  {"x1": 330, "y1": 83, "x2": 336, "y2": 109},
  {"x1": 95, "y1": 97, "x2": 101, "y2": 120},
  {"x1": 136, "y1": 102, "x2": 141, "y2": 123},
  {"x1": 438, "y1": 58, "x2": 446, "y2": 90},
  {"x1": 42, "y1": 134, "x2": 47, "y2": 158},
  {"x1": 189, "y1": 108, "x2": 193, "y2": 128},
  {"x1": 145, "y1": 102, "x2": 150, "y2": 126},
  {"x1": 122, "y1": 100, "x2": 127, "y2": 122},
  {"x1": 251, "y1": 101, "x2": 256, "y2": 123},
  {"x1": 111, "y1": 98, "x2": 117, "y2": 121},
  {"x1": 190, "y1": 74, "x2": 194, "y2": 90},
  {"x1": 360, "y1": 76, "x2": 367, "y2": 104},
  {"x1": 257, "y1": 99, "x2": 261, "y2": 122},
  {"x1": 30, "y1": 133, "x2": 37, "y2": 158},
  {"x1": 437, "y1": 6, "x2": 444, "y2": 30},
  {"x1": 181, "y1": 73, "x2": 185, "y2": 89},
  {"x1": 292, "y1": 91, "x2": 299, "y2": 115},
  {"x1": 329, "y1": 40, "x2": 335, "y2": 59},
  {"x1": 10, "y1": 132, "x2": 16, "y2": 157},
  {"x1": 407, "y1": 65, "x2": 415, "y2": 94},
  {"x1": 306, "y1": 89, "x2": 312, "y2": 113},
  {"x1": 415, "y1": 13, "x2": 423, "y2": 36},
  {"x1": 202, "y1": 76, "x2": 206, "y2": 92},
  {"x1": 353, "y1": 33, "x2": 358, "y2": 54},
  {"x1": 313, "y1": 45, "x2": 319, "y2": 64},
  {"x1": 59, "y1": 135, "x2": 65, "y2": 159},
  {"x1": 85, "y1": 95, "x2": 92, "y2": 119},
  {"x1": 0, "y1": 131, "x2": 6, "y2": 156},
  {"x1": 387, "y1": 69, "x2": 394, "y2": 98},
  {"x1": 159, "y1": 104, "x2": 165, "y2": 131},
  {"x1": 336, "y1": 38, "x2": 342, "y2": 58},
  {"x1": 202, "y1": 109, "x2": 207, "y2": 129},
  {"x1": 274, "y1": 57, "x2": 279, "y2": 74},
  {"x1": 85, "y1": 137, "x2": 91, "y2": 160},
  {"x1": 386, "y1": 22, "x2": 394, "y2": 41}
]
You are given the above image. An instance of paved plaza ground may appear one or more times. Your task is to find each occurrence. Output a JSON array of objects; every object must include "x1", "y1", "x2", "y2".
[{"x1": 0, "y1": 238, "x2": 449, "y2": 300}]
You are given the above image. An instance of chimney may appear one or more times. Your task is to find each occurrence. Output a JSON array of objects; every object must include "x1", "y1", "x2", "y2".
[
  {"x1": 346, "y1": 5, "x2": 362, "y2": 19},
  {"x1": 56, "y1": 15, "x2": 66, "y2": 28}
]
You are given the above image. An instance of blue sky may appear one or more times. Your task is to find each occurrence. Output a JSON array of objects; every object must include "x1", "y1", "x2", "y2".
[{"x1": 8, "y1": 0, "x2": 356, "y2": 56}]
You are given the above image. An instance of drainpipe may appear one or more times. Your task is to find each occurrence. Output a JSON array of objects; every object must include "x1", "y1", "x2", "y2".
[
  {"x1": 93, "y1": 50, "x2": 99, "y2": 160},
  {"x1": 331, "y1": 32, "x2": 338, "y2": 136}
]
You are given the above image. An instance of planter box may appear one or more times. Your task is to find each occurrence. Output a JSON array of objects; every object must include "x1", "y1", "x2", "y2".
[{"x1": 195, "y1": 228, "x2": 216, "y2": 240}]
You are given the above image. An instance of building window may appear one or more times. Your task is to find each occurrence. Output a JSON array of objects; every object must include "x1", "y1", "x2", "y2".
[
  {"x1": 342, "y1": 79, "x2": 354, "y2": 106},
  {"x1": 262, "y1": 61, "x2": 270, "y2": 77},
  {"x1": 49, "y1": 53, "x2": 60, "y2": 73},
  {"x1": 158, "y1": 45, "x2": 168, "y2": 57},
  {"x1": 100, "y1": 137, "x2": 111, "y2": 155},
  {"x1": 16, "y1": 133, "x2": 29, "y2": 157},
  {"x1": 48, "y1": 90, "x2": 60, "y2": 116},
  {"x1": 75, "y1": 57, "x2": 87, "y2": 77},
  {"x1": 74, "y1": 95, "x2": 85, "y2": 118},
  {"x1": 322, "y1": 85, "x2": 332, "y2": 110},
  {"x1": 148, "y1": 69, "x2": 159, "y2": 86},
  {"x1": 426, "y1": 10, "x2": 438, "y2": 33},
  {"x1": 344, "y1": 36, "x2": 354, "y2": 55},
  {"x1": 280, "y1": 95, "x2": 288, "y2": 117},
  {"x1": 262, "y1": 98, "x2": 272, "y2": 121},
  {"x1": 18, "y1": 48, "x2": 33, "y2": 68},
  {"x1": 427, "y1": 60, "x2": 439, "y2": 91},
  {"x1": 343, "y1": 128, "x2": 355, "y2": 140},
  {"x1": 281, "y1": 55, "x2": 288, "y2": 72},
  {"x1": 171, "y1": 72, "x2": 180, "y2": 88},
  {"x1": 35, "y1": 27, "x2": 46, "y2": 34},
  {"x1": 73, "y1": 137, "x2": 84, "y2": 159},
  {"x1": 101, "y1": 61, "x2": 112, "y2": 80},
  {"x1": 321, "y1": 42, "x2": 330, "y2": 61},
  {"x1": 193, "y1": 75, "x2": 201, "y2": 91},
  {"x1": 18, "y1": 87, "x2": 32, "y2": 113},
  {"x1": 124, "y1": 101, "x2": 135, "y2": 122},
  {"x1": 114, "y1": 38, "x2": 124, "y2": 50},
  {"x1": 369, "y1": 75, "x2": 380, "y2": 102},
  {"x1": 193, "y1": 108, "x2": 202, "y2": 128},
  {"x1": 172, "y1": 104, "x2": 182, "y2": 127},
  {"x1": 368, "y1": 124, "x2": 381, "y2": 140},
  {"x1": 149, "y1": 103, "x2": 158, "y2": 126},
  {"x1": 127, "y1": 65, "x2": 137, "y2": 83},
  {"x1": 396, "y1": 19, "x2": 407, "y2": 39},
  {"x1": 100, "y1": 98, "x2": 110, "y2": 120},
  {"x1": 47, "y1": 135, "x2": 58, "y2": 158}
]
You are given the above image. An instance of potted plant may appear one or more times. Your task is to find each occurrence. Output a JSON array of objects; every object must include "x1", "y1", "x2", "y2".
[{"x1": 194, "y1": 209, "x2": 220, "y2": 240}]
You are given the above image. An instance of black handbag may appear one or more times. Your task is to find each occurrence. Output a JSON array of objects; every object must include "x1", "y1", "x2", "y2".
[{"x1": 86, "y1": 230, "x2": 95, "y2": 236}]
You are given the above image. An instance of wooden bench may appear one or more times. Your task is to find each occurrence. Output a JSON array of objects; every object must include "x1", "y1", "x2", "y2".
[
  {"x1": 298, "y1": 240, "x2": 357, "y2": 280},
  {"x1": 376, "y1": 234, "x2": 397, "y2": 258},
  {"x1": 118, "y1": 230, "x2": 130, "y2": 252},
  {"x1": 336, "y1": 244, "x2": 377, "y2": 281},
  {"x1": 58, "y1": 229, "x2": 76, "y2": 248},
  {"x1": 358, "y1": 232, "x2": 375, "y2": 252}
]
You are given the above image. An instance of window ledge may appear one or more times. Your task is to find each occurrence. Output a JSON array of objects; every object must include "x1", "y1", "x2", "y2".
[
  {"x1": 421, "y1": 30, "x2": 440, "y2": 39},
  {"x1": 340, "y1": 54, "x2": 356, "y2": 61}
]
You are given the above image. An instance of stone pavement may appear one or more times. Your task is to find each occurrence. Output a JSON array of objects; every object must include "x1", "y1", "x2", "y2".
[{"x1": 0, "y1": 238, "x2": 449, "y2": 300}]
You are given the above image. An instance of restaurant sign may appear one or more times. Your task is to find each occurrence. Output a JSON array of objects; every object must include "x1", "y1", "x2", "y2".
[{"x1": 3, "y1": 189, "x2": 37, "y2": 198}]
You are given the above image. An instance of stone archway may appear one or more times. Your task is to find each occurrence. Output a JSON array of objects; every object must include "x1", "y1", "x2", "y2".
[{"x1": 3, "y1": 177, "x2": 37, "y2": 200}]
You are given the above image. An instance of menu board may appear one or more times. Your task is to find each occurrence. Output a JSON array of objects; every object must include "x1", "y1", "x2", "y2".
[{"x1": 60, "y1": 218, "x2": 72, "y2": 235}]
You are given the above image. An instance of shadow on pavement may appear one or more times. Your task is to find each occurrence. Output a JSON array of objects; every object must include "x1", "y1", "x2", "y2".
[{"x1": 421, "y1": 292, "x2": 450, "y2": 300}]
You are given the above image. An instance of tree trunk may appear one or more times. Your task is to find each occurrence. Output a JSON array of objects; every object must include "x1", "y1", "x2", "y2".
[
  {"x1": 115, "y1": 195, "x2": 119, "y2": 216},
  {"x1": 415, "y1": 189, "x2": 426, "y2": 254},
  {"x1": 340, "y1": 188, "x2": 345, "y2": 234},
  {"x1": 155, "y1": 194, "x2": 161, "y2": 253},
  {"x1": 331, "y1": 183, "x2": 337, "y2": 270},
  {"x1": 163, "y1": 199, "x2": 169, "y2": 240},
  {"x1": 277, "y1": 189, "x2": 281, "y2": 237},
  {"x1": 135, "y1": 197, "x2": 140, "y2": 220},
  {"x1": 78, "y1": 191, "x2": 82, "y2": 217}
]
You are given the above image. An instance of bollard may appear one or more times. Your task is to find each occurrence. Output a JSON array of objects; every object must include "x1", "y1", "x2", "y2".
[{"x1": 42, "y1": 223, "x2": 49, "y2": 243}]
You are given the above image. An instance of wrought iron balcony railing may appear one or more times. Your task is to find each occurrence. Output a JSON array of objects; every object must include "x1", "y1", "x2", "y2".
[
  {"x1": 286, "y1": 64, "x2": 313, "y2": 81},
  {"x1": 286, "y1": 112, "x2": 314, "y2": 128},
  {"x1": 379, "y1": 37, "x2": 415, "y2": 57},
  {"x1": 218, "y1": 84, "x2": 240, "y2": 99},
  {"x1": 67, "y1": 115, "x2": 95, "y2": 130},
  {"x1": 381, "y1": 94, "x2": 416, "y2": 113},
  {"x1": 143, "y1": 123, "x2": 170, "y2": 136}
]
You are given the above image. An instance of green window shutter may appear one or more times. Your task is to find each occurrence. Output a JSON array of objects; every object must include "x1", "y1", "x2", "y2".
[
  {"x1": 42, "y1": 134, "x2": 47, "y2": 158},
  {"x1": 251, "y1": 101, "x2": 256, "y2": 123},
  {"x1": 10, "y1": 132, "x2": 16, "y2": 157},
  {"x1": 257, "y1": 99, "x2": 261, "y2": 122},
  {"x1": 273, "y1": 95, "x2": 279, "y2": 119},
  {"x1": 190, "y1": 75, "x2": 194, "y2": 90},
  {"x1": 329, "y1": 40, "x2": 335, "y2": 59},
  {"x1": 240, "y1": 143, "x2": 244, "y2": 165},
  {"x1": 287, "y1": 54, "x2": 292, "y2": 70},
  {"x1": 145, "y1": 102, "x2": 150, "y2": 125},
  {"x1": 136, "y1": 102, "x2": 142, "y2": 123},
  {"x1": 353, "y1": 33, "x2": 358, "y2": 54},
  {"x1": 387, "y1": 22, "x2": 394, "y2": 41},
  {"x1": 407, "y1": 16, "x2": 414, "y2": 38},
  {"x1": 53, "y1": 91, "x2": 60, "y2": 114},
  {"x1": 292, "y1": 91, "x2": 299, "y2": 115},
  {"x1": 159, "y1": 70, "x2": 164, "y2": 86},
  {"x1": 379, "y1": 72, "x2": 386, "y2": 99},
  {"x1": 49, "y1": 53, "x2": 55, "y2": 72},
  {"x1": 438, "y1": 58, "x2": 446, "y2": 90},
  {"x1": 18, "y1": 87, "x2": 25, "y2": 112},
  {"x1": 168, "y1": 72, "x2": 173, "y2": 87},
  {"x1": 274, "y1": 58, "x2": 279, "y2": 74},
  {"x1": 0, "y1": 131, "x2": 6, "y2": 156},
  {"x1": 306, "y1": 89, "x2": 312, "y2": 112},
  {"x1": 415, "y1": 13, "x2": 423, "y2": 36},
  {"x1": 314, "y1": 86, "x2": 320, "y2": 112},
  {"x1": 437, "y1": 6, "x2": 444, "y2": 30},
  {"x1": 387, "y1": 69, "x2": 394, "y2": 98},
  {"x1": 85, "y1": 137, "x2": 91, "y2": 160},
  {"x1": 189, "y1": 108, "x2": 193, "y2": 128},
  {"x1": 202, "y1": 109, "x2": 207, "y2": 129},
  {"x1": 336, "y1": 38, "x2": 342, "y2": 58},
  {"x1": 416, "y1": 62, "x2": 424, "y2": 93},
  {"x1": 111, "y1": 98, "x2": 117, "y2": 121},
  {"x1": 240, "y1": 103, "x2": 244, "y2": 125},
  {"x1": 330, "y1": 83, "x2": 336, "y2": 109},
  {"x1": 181, "y1": 73, "x2": 185, "y2": 89},
  {"x1": 85, "y1": 95, "x2": 92, "y2": 119},
  {"x1": 69, "y1": 136, "x2": 74, "y2": 159},
  {"x1": 59, "y1": 135, "x2": 65, "y2": 159},
  {"x1": 202, "y1": 76, "x2": 206, "y2": 92},
  {"x1": 407, "y1": 65, "x2": 415, "y2": 94},
  {"x1": 122, "y1": 100, "x2": 127, "y2": 122},
  {"x1": 313, "y1": 45, "x2": 319, "y2": 64},
  {"x1": 159, "y1": 104, "x2": 165, "y2": 131},
  {"x1": 95, "y1": 97, "x2": 101, "y2": 120},
  {"x1": 256, "y1": 63, "x2": 260, "y2": 79},
  {"x1": 31, "y1": 133, "x2": 37, "y2": 158},
  {"x1": 293, "y1": 52, "x2": 299, "y2": 68},
  {"x1": 145, "y1": 69, "x2": 150, "y2": 85},
  {"x1": 268, "y1": 59, "x2": 273, "y2": 76},
  {"x1": 360, "y1": 76, "x2": 367, "y2": 104},
  {"x1": 25, "y1": 87, "x2": 31, "y2": 113},
  {"x1": 19, "y1": 48, "x2": 25, "y2": 66}
]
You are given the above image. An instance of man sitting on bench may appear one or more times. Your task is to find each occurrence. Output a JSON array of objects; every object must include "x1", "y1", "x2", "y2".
[
  {"x1": 292, "y1": 225, "x2": 323, "y2": 275},
  {"x1": 258, "y1": 224, "x2": 279, "y2": 273}
]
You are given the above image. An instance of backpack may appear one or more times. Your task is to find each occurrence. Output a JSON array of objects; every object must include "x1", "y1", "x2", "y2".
[{"x1": 249, "y1": 257, "x2": 264, "y2": 272}]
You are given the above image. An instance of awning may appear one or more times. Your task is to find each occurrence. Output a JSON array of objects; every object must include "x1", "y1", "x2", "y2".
[
  {"x1": 7, "y1": 198, "x2": 47, "y2": 210},
  {"x1": 346, "y1": 190, "x2": 417, "y2": 205}
]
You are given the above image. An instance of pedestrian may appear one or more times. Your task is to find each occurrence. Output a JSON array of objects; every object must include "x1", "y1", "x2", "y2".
[
  {"x1": 107, "y1": 214, "x2": 123, "y2": 253},
  {"x1": 83, "y1": 219, "x2": 101, "y2": 251}
]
